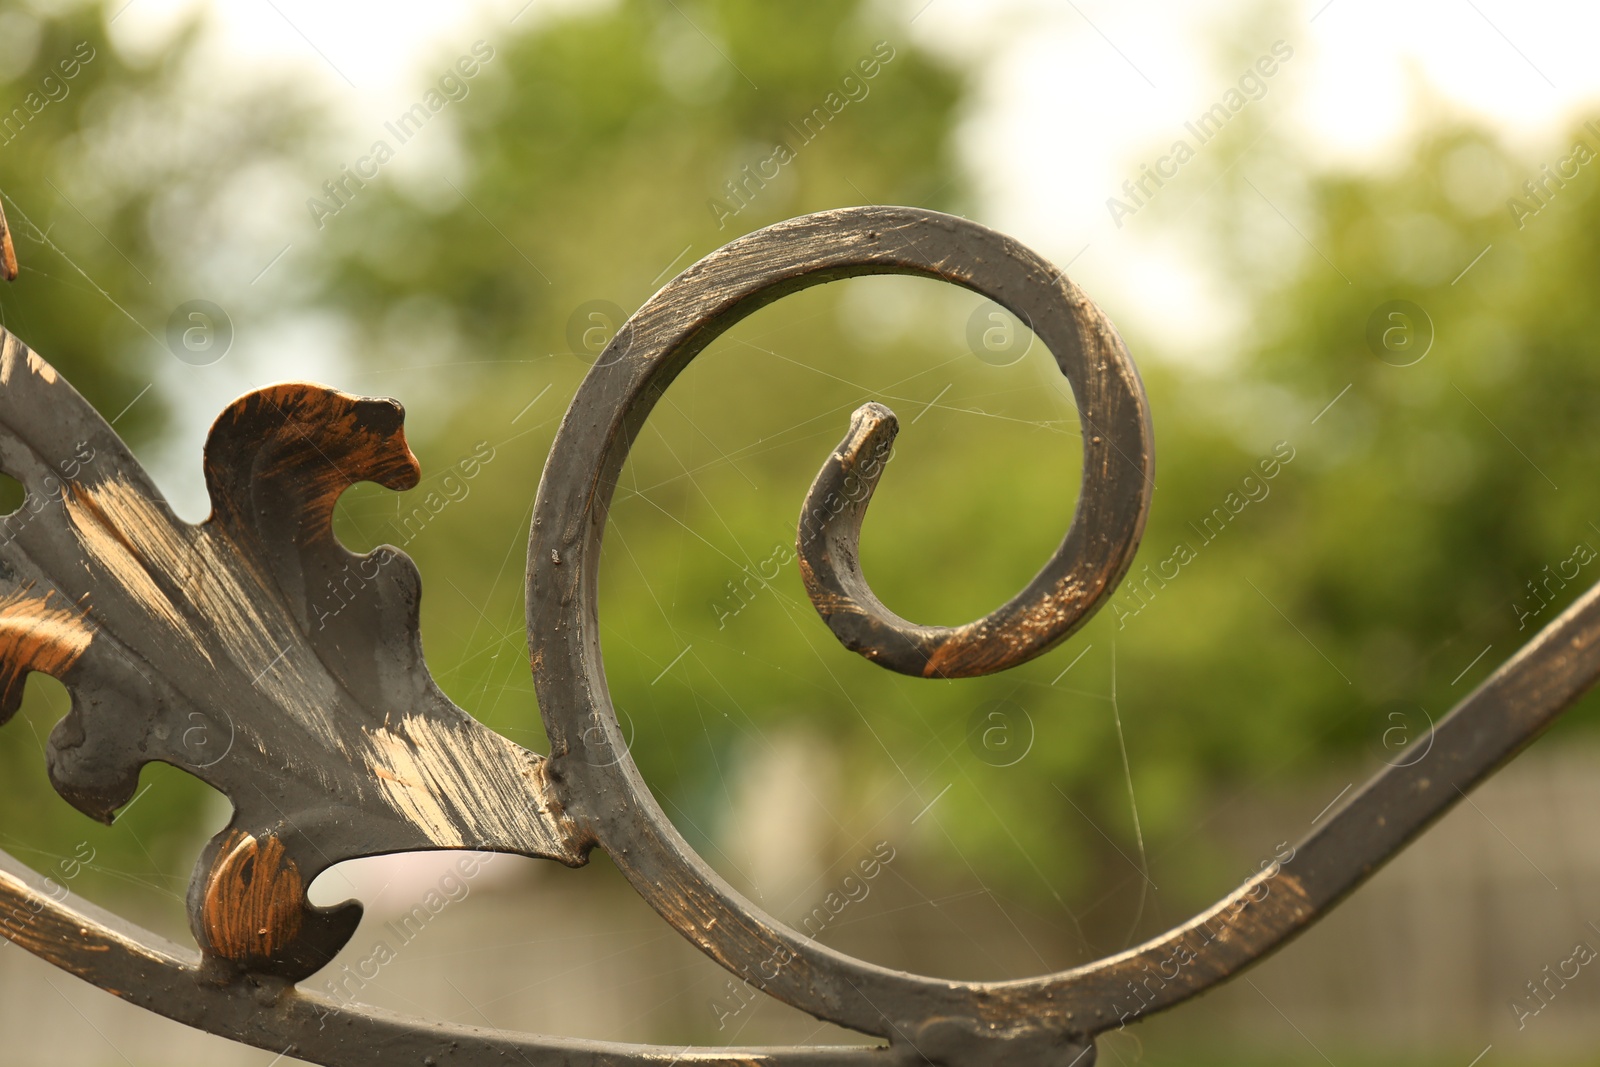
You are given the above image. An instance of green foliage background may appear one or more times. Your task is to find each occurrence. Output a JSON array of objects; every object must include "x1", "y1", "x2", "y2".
[{"x1": 1, "y1": 0, "x2": 1599, "y2": 1059}]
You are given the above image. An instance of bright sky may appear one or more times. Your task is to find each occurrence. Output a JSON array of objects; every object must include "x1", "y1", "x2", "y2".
[
  {"x1": 916, "y1": 0, "x2": 1600, "y2": 360},
  {"x1": 109, "y1": 0, "x2": 1600, "y2": 348}
]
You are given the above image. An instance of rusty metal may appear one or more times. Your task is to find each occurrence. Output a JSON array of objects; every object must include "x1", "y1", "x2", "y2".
[
  {"x1": 0, "y1": 198, "x2": 17, "y2": 282},
  {"x1": 0, "y1": 204, "x2": 1592, "y2": 1066}
]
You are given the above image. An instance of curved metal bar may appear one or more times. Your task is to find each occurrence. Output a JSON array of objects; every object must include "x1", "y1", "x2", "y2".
[
  {"x1": 0, "y1": 200, "x2": 1592, "y2": 1067},
  {"x1": 975, "y1": 576, "x2": 1600, "y2": 1038},
  {"x1": 0, "y1": 848, "x2": 885, "y2": 1066},
  {"x1": 527, "y1": 206, "x2": 1137, "y2": 1067},
  {"x1": 794, "y1": 263, "x2": 1152, "y2": 679},
  {"x1": 531, "y1": 207, "x2": 1110, "y2": 1063},
  {"x1": 528, "y1": 204, "x2": 1600, "y2": 1066}
]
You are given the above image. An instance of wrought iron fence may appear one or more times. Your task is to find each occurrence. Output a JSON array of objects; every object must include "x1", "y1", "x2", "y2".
[{"x1": 0, "y1": 198, "x2": 1595, "y2": 1066}]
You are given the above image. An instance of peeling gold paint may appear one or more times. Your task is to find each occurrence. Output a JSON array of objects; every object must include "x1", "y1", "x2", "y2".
[
  {"x1": 199, "y1": 830, "x2": 304, "y2": 962},
  {"x1": 0, "y1": 868, "x2": 178, "y2": 971},
  {"x1": 63, "y1": 482, "x2": 191, "y2": 640},
  {"x1": 0, "y1": 587, "x2": 93, "y2": 665},
  {"x1": 25, "y1": 349, "x2": 56, "y2": 384},
  {"x1": 0, "y1": 335, "x2": 19, "y2": 385},
  {"x1": 0, "y1": 334, "x2": 60, "y2": 386},
  {"x1": 0, "y1": 586, "x2": 95, "y2": 710},
  {"x1": 62, "y1": 476, "x2": 347, "y2": 749},
  {"x1": 367, "y1": 714, "x2": 578, "y2": 858}
]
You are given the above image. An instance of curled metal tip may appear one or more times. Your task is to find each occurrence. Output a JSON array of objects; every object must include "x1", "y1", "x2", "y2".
[
  {"x1": 795, "y1": 279, "x2": 1154, "y2": 680},
  {"x1": 0, "y1": 199, "x2": 16, "y2": 282}
]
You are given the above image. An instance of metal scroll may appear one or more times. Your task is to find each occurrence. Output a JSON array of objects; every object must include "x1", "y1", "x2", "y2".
[{"x1": 0, "y1": 201, "x2": 1593, "y2": 1067}]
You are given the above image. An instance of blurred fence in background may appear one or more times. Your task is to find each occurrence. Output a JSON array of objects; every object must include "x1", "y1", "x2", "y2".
[{"x1": 7, "y1": 738, "x2": 1597, "y2": 1066}]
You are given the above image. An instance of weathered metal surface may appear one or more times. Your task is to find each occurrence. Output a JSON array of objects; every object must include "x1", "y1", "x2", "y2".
[
  {"x1": 0, "y1": 198, "x2": 16, "y2": 282},
  {"x1": 792, "y1": 228, "x2": 1152, "y2": 680},
  {"x1": 0, "y1": 204, "x2": 1593, "y2": 1067},
  {"x1": 0, "y1": 349, "x2": 585, "y2": 984}
]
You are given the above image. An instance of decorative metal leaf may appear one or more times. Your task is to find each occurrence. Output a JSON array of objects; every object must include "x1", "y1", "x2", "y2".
[{"x1": 0, "y1": 328, "x2": 585, "y2": 979}]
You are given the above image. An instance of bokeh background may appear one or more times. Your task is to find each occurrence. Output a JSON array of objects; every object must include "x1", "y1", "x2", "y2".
[{"x1": 3, "y1": 0, "x2": 1600, "y2": 1063}]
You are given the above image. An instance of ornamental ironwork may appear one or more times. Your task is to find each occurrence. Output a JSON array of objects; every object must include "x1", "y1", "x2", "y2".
[{"x1": 0, "y1": 200, "x2": 1589, "y2": 1067}]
